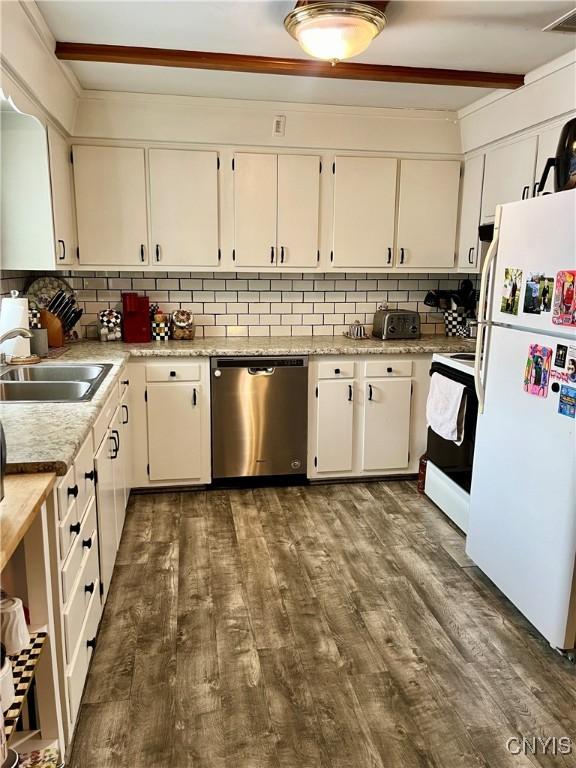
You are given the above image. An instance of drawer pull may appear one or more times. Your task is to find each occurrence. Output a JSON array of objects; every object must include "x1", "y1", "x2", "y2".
[
  {"x1": 387, "y1": 367, "x2": 393, "y2": 373},
  {"x1": 122, "y1": 404, "x2": 129, "y2": 425},
  {"x1": 334, "y1": 368, "x2": 341, "y2": 375},
  {"x1": 84, "y1": 582, "x2": 95, "y2": 595},
  {"x1": 69, "y1": 522, "x2": 81, "y2": 535},
  {"x1": 348, "y1": 384, "x2": 353, "y2": 402},
  {"x1": 169, "y1": 371, "x2": 176, "y2": 378},
  {"x1": 82, "y1": 537, "x2": 93, "y2": 550},
  {"x1": 67, "y1": 484, "x2": 79, "y2": 498},
  {"x1": 84, "y1": 470, "x2": 95, "y2": 482},
  {"x1": 86, "y1": 637, "x2": 97, "y2": 651},
  {"x1": 121, "y1": 379, "x2": 129, "y2": 386},
  {"x1": 368, "y1": 384, "x2": 373, "y2": 401}
]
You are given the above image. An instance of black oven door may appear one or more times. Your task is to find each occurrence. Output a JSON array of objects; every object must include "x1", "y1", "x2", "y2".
[{"x1": 426, "y1": 362, "x2": 478, "y2": 493}]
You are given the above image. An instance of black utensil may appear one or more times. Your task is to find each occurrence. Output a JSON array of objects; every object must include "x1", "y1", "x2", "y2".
[
  {"x1": 65, "y1": 308, "x2": 83, "y2": 331},
  {"x1": 48, "y1": 290, "x2": 67, "y2": 315}
]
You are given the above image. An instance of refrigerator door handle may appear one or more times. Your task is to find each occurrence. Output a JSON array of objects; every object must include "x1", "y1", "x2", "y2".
[{"x1": 475, "y1": 206, "x2": 502, "y2": 414}]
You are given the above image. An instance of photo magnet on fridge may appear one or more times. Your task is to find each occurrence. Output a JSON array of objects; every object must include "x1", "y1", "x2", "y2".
[
  {"x1": 558, "y1": 385, "x2": 576, "y2": 419},
  {"x1": 524, "y1": 343, "x2": 552, "y2": 398},
  {"x1": 522, "y1": 273, "x2": 553, "y2": 314},
  {"x1": 552, "y1": 270, "x2": 576, "y2": 327},
  {"x1": 554, "y1": 344, "x2": 568, "y2": 368},
  {"x1": 501, "y1": 268, "x2": 523, "y2": 315},
  {"x1": 568, "y1": 348, "x2": 576, "y2": 384}
]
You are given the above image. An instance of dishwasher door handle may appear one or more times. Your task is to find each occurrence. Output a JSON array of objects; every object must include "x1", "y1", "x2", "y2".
[{"x1": 248, "y1": 367, "x2": 275, "y2": 375}]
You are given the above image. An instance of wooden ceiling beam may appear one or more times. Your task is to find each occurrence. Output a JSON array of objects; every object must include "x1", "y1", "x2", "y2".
[{"x1": 54, "y1": 42, "x2": 525, "y2": 90}]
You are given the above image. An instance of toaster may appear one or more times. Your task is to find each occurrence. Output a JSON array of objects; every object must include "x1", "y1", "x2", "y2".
[{"x1": 372, "y1": 308, "x2": 420, "y2": 340}]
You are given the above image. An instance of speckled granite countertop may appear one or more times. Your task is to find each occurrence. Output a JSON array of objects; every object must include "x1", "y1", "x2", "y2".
[{"x1": 1, "y1": 335, "x2": 474, "y2": 475}]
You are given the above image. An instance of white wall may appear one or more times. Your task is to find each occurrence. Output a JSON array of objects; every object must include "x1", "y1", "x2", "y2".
[{"x1": 459, "y1": 52, "x2": 576, "y2": 153}]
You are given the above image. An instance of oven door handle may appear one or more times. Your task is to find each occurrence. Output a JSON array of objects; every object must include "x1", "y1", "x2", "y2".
[{"x1": 475, "y1": 205, "x2": 501, "y2": 415}]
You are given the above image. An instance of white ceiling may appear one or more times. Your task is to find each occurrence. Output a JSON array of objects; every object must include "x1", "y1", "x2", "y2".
[{"x1": 37, "y1": 0, "x2": 576, "y2": 110}]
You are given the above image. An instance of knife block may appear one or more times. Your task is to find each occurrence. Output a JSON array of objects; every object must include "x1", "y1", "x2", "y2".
[{"x1": 40, "y1": 309, "x2": 64, "y2": 348}]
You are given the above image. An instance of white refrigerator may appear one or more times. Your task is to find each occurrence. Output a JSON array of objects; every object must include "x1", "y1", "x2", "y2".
[{"x1": 467, "y1": 189, "x2": 576, "y2": 651}]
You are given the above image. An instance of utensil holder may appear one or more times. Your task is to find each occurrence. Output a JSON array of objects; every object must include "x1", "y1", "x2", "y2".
[
  {"x1": 39, "y1": 310, "x2": 64, "y2": 348},
  {"x1": 443, "y1": 309, "x2": 469, "y2": 337}
]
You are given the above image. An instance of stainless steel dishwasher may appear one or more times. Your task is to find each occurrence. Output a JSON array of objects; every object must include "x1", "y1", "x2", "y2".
[{"x1": 211, "y1": 357, "x2": 308, "y2": 479}]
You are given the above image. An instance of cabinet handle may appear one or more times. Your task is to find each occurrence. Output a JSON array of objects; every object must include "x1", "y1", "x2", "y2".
[
  {"x1": 348, "y1": 384, "x2": 353, "y2": 402},
  {"x1": 468, "y1": 247, "x2": 475, "y2": 265},
  {"x1": 85, "y1": 582, "x2": 95, "y2": 595},
  {"x1": 387, "y1": 367, "x2": 393, "y2": 373},
  {"x1": 400, "y1": 248, "x2": 405, "y2": 264},
  {"x1": 67, "y1": 484, "x2": 78, "y2": 498},
  {"x1": 85, "y1": 470, "x2": 95, "y2": 482},
  {"x1": 140, "y1": 244, "x2": 145, "y2": 262},
  {"x1": 69, "y1": 521, "x2": 81, "y2": 535},
  {"x1": 121, "y1": 379, "x2": 129, "y2": 386},
  {"x1": 169, "y1": 371, "x2": 176, "y2": 378},
  {"x1": 521, "y1": 185, "x2": 530, "y2": 200},
  {"x1": 280, "y1": 246, "x2": 285, "y2": 264},
  {"x1": 155, "y1": 244, "x2": 161, "y2": 262},
  {"x1": 192, "y1": 388, "x2": 197, "y2": 407},
  {"x1": 112, "y1": 429, "x2": 120, "y2": 452},
  {"x1": 57, "y1": 239, "x2": 66, "y2": 261},
  {"x1": 533, "y1": 182, "x2": 539, "y2": 197},
  {"x1": 86, "y1": 637, "x2": 96, "y2": 651},
  {"x1": 270, "y1": 246, "x2": 275, "y2": 264},
  {"x1": 368, "y1": 384, "x2": 373, "y2": 401},
  {"x1": 110, "y1": 432, "x2": 119, "y2": 459},
  {"x1": 122, "y1": 404, "x2": 129, "y2": 425},
  {"x1": 387, "y1": 247, "x2": 392, "y2": 265},
  {"x1": 82, "y1": 536, "x2": 92, "y2": 550},
  {"x1": 334, "y1": 368, "x2": 341, "y2": 375}
]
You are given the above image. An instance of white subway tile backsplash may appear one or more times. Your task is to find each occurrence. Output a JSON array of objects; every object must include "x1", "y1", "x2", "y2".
[{"x1": 51, "y1": 270, "x2": 477, "y2": 339}]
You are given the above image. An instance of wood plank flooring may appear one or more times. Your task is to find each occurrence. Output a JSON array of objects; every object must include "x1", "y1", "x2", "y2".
[{"x1": 69, "y1": 481, "x2": 576, "y2": 768}]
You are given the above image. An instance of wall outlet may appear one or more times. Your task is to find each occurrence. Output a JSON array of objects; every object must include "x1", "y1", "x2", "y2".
[{"x1": 273, "y1": 115, "x2": 286, "y2": 137}]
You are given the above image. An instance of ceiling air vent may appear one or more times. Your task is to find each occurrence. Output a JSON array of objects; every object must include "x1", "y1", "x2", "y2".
[{"x1": 543, "y1": 8, "x2": 576, "y2": 33}]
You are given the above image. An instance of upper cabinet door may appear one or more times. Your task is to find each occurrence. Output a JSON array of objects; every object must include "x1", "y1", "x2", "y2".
[
  {"x1": 73, "y1": 145, "x2": 148, "y2": 266},
  {"x1": 332, "y1": 156, "x2": 397, "y2": 268},
  {"x1": 149, "y1": 149, "x2": 219, "y2": 267},
  {"x1": 277, "y1": 154, "x2": 320, "y2": 268},
  {"x1": 397, "y1": 159, "x2": 460, "y2": 269},
  {"x1": 233, "y1": 153, "x2": 277, "y2": 267},
  {"x1": 481, "y1": 135, "x2": 538, "y2": 222},
  {"x1": 456, "y1": 154, "x2": 484, "y2": 272},
  {"x1": 47, "y1": 126, "x2": 77, "y2": 266}
]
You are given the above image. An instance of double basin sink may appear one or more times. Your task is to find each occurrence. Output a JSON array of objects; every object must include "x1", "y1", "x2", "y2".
[{"x1": 0, "y1": 364, "x2": 113, "y2": 402}]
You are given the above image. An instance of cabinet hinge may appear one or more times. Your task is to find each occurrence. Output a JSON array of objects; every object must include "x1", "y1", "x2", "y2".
[
  {"x1": 315, "y1": 386, "x2": 318, "y2": 398},
  {"x1": 314, "y1": 456, "x2": 318, "y2": 468},
  {"x1": 147, "y1": 463, "x2": 150, "y2": 476},
  {"x1": 70, "y1": 149, "x2": 74, "y2": 165},
  {"x1": 317, "y1": 250, "x2": 320, "y2": 263},
  {"x1": 330, "y1": 251, "x2": 334, "y2": 263},
  {"x1": 217, "y1": 156, "x2": 220, "y2": 170},
  {"x1": 144, "y1": 389, "x2": 148, "y2": 403},
  {"x1": 99, "y1": 582, "x2": 104, "y2": 597},
  {"x1": 332, "y1": 161, "x2": 335, "y2": 174},
  {"x1": 232, "y1": 158, "x2": 235, "y2": 171},
  {"x1": 232, "y1": 249, "x2": 236, "y2": 262},
  {"x1": 218, "y1": 248, "x2": 221, "y2": 262}
]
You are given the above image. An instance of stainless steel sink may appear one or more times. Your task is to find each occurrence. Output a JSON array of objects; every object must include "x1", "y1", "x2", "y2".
[
  {"x1": 0, "y1": 363, "x2": 113, "y2": 402},
  {"x1": 0, "y1": 365, "x2": 105, "y2": 382}
]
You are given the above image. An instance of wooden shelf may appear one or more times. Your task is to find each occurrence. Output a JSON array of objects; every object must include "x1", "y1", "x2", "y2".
[{"x1": 4, "y1": 630, "x2": 47, "y2": 740}]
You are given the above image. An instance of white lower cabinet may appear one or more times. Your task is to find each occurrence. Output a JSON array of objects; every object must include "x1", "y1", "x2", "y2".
[
  {"x1": 309, "y1": 355, "x2": 429, "y2": 480},
  {"x1": 361, "y1": 378, "x2": 412, "y2": 472},
  {"x1": 315, "y1": 380, "x2": 355, "y2": 473},
  {"x1": 94, "y1": 421, "x2": 118, "y2": 602}
]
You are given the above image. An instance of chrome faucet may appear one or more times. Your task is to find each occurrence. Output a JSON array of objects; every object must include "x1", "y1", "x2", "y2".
[{"x1": 0, "y1": 327, "x2": 33, "y2": 364}]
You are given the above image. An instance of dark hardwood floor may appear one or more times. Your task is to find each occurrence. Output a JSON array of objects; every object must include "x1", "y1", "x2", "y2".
[{"x1": 68, "y1": 481, "x2": 576, "y2": 768}]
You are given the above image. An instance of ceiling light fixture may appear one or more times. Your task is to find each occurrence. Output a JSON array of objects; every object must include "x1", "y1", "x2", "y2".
[{"x1": 284, "y1": 1, "x2": 386, "y2": 64}]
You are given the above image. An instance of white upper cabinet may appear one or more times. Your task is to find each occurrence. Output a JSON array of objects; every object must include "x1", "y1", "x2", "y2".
[
  {"x1": 456, "y1": 154, "x2": 484, "y2": 272},
  {"x1": 332, "y1": 156, "x2": 397, "y2": 269},
  {"x1": 233, "y1": 153, "x2": 278, "y2": 267},
  {"x1": 149, "y1": 149, "x2": 220, "y2": 268},
  {"x1": 535, "y1": 124, "x2": 562, "y2": 195},
  {"x1": 396, "y1": 159, "x2": 460, "y2": 269},
  {"x1": 277, "y1": 154, "x2": 320, "y2": 268},
  {"x1": 48, "y1": 126, "x2": 77, "y2": 266},
  {"x1": 481, "y1": 135, "x2": 538, "y2": 222},
  {"x1": 73, "y1": 145, "x2": 148, "y2": 266}
]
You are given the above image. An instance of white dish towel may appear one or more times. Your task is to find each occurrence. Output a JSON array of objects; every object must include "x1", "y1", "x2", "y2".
[{"x1": 426, "y1": 372, "x2": 467, "y2": 445}]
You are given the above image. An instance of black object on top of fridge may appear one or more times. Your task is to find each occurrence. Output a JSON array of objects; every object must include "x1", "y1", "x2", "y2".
[{"x1": 538, "y1": 116, "x2": 576, "y2": 193}]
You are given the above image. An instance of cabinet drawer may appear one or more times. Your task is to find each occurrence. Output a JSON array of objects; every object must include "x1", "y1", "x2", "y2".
[
  {"x1": 365, "y1": 360, "x2": 412, "y2": 378},
  {"x1": 61, "y1": 497, "x2": 97, "y2": 604},
  {"x1": 146, "y1": 362, "x2": 201, "y2": 382},
  {"x1": 75, "y1": 432, "x2": 95, "y2": 518},
  {"x1": 56, "y1": 465, "x2": 77, "y2": 522},
  {"x1": 63, "y1": 538, "x2": 100, "y2": 663},
  {"x1": 66, "y1": 583, "x2": 101, "y2": 725},
  {"x1": 317, "y1": 360, "x2": 355, "y2": 379},
  {"x1": 59, "y1": 499, "x2": 80, "y2": 562},
  {"x1": 93, "y1": 387, "x2": 119, "y2": 450}
]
